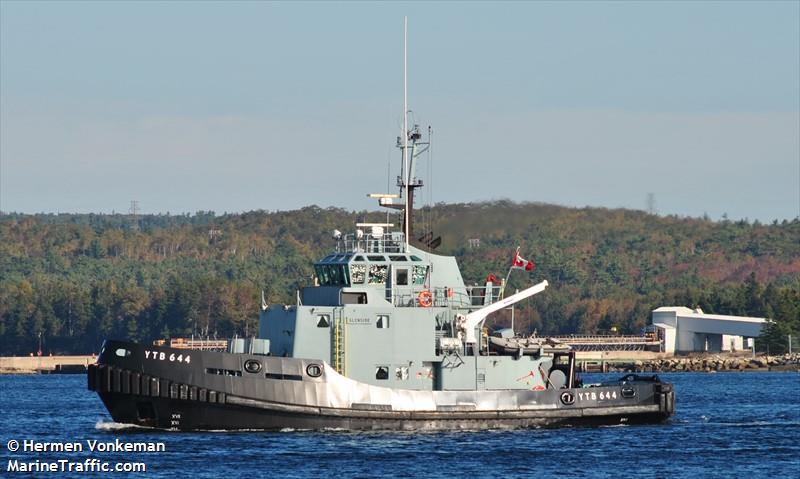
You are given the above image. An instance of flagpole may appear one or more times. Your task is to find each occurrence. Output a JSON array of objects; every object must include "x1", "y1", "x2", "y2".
[{"x1": 500, "y1": 246, "x2": 519, "y2": 299}]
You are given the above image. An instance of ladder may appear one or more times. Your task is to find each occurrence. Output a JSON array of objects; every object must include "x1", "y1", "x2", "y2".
[{"x1": 332, "y1": 309, "x2": 346, "y2": 375}]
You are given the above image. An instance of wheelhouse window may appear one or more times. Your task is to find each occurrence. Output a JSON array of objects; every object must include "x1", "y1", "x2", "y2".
[
  {"x1": 314, "y1": 264, "x2": 351, "y2": 286},
  {"x1": 412, "y1": 265, "x2": 428, "y2": 285},
  {"x1": 330, "y1": 265, "x2": 340, "y2": 284},
  {"x1": 396, "y1": 268, "x2": 408, "y2": 286},
  {"x1": 315, "y1": 265, "x2": 330, "y2": 285},
  {"x1": 342, "y1": 292, "x2": 367, "y2": 304},
  {"x1": 389, "y1": 255, "x2": 408, "y2": 261},
  {"x1": 350, "y1": 263, "x2": 366, "y2": 284},
  {"x1": 367, "y1": 255, "x2": 386, "y2": 262},
  {"x1": 368, "y1": 265, "x2": 388, "y2": 284}
]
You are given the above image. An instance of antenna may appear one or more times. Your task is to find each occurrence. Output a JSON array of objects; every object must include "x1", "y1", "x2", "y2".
[
  {"x1": 387, "y1": 150, "x2": 392, "y2": 226},
  {"x1": 371, "y1": 18, "x2": 432, "y2": 249},
  {"x1": 426, "y1": 125, "x2": 433, "y2": 249},
  {"x1": 129, "y1": 200, "x2": 140, "y2": 231},
  {"x1": 647, "y1": 193, "x2": 657, "y2": 215},
  {"x1": 403, "y1": 16, "x2": 410, "y2": 250}
]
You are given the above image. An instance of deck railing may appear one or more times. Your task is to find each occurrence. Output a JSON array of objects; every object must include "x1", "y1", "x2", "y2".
[
  {"x1": 388, "y1": 285, "x2": 504, "y2": 309},
  {"x1": 336, "y1": 233, "x2": 407, "y2": 254}
]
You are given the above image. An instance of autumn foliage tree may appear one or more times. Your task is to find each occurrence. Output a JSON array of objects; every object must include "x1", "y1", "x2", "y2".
[{"x1": 1, "y1": 203, "x2": 797, "y2": 355}]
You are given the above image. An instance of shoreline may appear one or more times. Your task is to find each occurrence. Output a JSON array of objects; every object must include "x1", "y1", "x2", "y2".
[
  {"x1": 585, "y1": 353, "x2": 800, "y2": 374},
  {"x1": 2, "y1": 353, "x2": 798, "y2": 375}
]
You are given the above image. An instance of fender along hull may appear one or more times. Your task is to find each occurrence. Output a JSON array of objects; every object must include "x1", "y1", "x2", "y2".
[{"x1": 89, "y1": 340, "x2": 674, "y2": 431}]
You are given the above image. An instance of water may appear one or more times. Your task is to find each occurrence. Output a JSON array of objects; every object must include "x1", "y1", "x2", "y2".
[{"x1": 1, "y1": 372, "x2": 799, "y2": 478}]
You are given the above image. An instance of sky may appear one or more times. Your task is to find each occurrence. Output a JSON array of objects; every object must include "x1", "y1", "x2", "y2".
[{"x1": 1, "y1": 1, "x2": 798, "y2": 222}]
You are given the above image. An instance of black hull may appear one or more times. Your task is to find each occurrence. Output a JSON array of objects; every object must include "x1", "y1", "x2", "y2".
[{"x1": 89, "y1": 340, "x2": 674, "y2": 432}]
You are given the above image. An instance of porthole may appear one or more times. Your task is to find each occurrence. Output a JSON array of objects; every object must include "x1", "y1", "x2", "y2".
[
  {"x1": 244, "y1": 359, "x2": 262, "y2": 374},
  {"x1": 306, "y1": 364, "x2": 323, "y2": 378}
]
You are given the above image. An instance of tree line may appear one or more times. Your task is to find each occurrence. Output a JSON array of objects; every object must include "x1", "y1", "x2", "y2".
[{"x1": 1, "y1": 203, "x2": 797, "y2": 355}]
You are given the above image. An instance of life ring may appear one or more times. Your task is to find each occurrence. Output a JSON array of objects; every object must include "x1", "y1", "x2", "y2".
[{"x1": 417, "y1": 290, "x2": 433, "y2": 308}]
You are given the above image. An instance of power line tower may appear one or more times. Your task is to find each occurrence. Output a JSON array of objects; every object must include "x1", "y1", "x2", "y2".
[
  {"x1": 646, "y1": 193, "x2": 656, "y2": 215},
  {"x1": 129, "y1": 200, "x2": 140, "y2": 231}
]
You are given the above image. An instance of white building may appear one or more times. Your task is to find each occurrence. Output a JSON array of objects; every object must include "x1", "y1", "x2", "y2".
[{"x1": 651, "y1": 306, "x2": 766, "y2": 354}]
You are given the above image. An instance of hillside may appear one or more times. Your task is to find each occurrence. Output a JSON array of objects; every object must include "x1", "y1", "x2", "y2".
[{"x1": 1, "y1": 202, "x2": 798, "y2": 355}]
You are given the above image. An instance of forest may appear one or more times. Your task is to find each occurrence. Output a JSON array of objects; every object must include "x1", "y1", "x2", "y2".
[{"x1": 1, "y1": 201, "x2": 798, "y2": 355}]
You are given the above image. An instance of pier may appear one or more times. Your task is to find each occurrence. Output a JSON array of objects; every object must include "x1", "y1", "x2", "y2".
[
  {"x1": 574, "y1": 351, "x2": 800, "y2": 373},
  {"x1": 0, "y1": 355, "x2": 96, "y2": 374}
]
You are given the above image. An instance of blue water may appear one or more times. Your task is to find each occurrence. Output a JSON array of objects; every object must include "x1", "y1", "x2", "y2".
[{"x1": 1, "y1": 373, "x2": 799, "y2": 478}]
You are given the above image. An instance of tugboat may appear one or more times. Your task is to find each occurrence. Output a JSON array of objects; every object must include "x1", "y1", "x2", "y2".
[{"x1": 88, "y1": 20, "x2": 674, "y2": 431}]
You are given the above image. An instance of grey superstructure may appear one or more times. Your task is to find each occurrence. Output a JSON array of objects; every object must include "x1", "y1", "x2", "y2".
[{"x1": 263, "y1": 145, "x2": 557, "y2": 395}]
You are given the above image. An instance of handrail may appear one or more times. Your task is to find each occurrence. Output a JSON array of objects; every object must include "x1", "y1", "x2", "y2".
[
  {"x1": 388, "y1": 285, "x2": 505, "y2": 308},
  {"x1": 335, "y1": 232, "x2": 407, "y2": 254}
]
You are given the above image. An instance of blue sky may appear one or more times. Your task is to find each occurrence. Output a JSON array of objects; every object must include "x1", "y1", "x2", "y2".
[{"x1": 1, "y1": 1, "x2": 798, "y2": 221}]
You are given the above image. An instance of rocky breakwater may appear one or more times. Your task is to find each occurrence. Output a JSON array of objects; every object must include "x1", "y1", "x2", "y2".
[{"x1": 607, "y1": 353, "x2": 800, "y2": 373}]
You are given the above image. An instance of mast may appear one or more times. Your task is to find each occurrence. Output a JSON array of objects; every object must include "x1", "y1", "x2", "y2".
[
  {"x1": 370, "y1": 18, "x2": 430, "y2": 248},
  {"x1": 403, "y1": 16, "x2": 410, "y2": 250}
]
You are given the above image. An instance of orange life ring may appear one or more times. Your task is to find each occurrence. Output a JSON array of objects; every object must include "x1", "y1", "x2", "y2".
[{"x1": 417, "y1": 290, "x2": 433, "y2": 308}]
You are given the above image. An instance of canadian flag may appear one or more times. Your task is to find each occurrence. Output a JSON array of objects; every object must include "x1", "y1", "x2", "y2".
[{"x1": 512, "y1": 250, "x2": 535, "y2": 271}]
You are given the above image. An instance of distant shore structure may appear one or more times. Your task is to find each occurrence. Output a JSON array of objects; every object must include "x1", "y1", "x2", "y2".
[
  {"x1": 651, "y1": 306, "x2": 766, "y2": 354},
  {"x1": 152, "y1": 338, "x2": 228, "y2": 351},
  {"x1": 646, "y1": 193, "x2": 657, "y2": 215}
]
